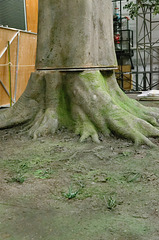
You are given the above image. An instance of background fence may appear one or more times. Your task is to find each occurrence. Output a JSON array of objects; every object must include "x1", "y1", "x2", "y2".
[{"x1": 0, "y1": 27, "x2": 37, "y2": 107}]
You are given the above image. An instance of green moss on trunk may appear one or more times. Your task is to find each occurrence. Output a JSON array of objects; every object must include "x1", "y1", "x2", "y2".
[{"x1": 0, "y1": 70, "x2": 159, "y2": 146}]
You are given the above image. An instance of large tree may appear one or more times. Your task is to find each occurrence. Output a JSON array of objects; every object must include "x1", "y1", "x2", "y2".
[{"x1": 0, "y1": 0, "x2": 159, "y2": 146}]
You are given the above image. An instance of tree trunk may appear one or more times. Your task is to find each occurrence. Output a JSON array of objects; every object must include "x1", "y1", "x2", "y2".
[
  {"x1": 0, "y1": 0, "x2": 159, "y2": 146},
  {"x1": 36, "y1": 0, "x2": 117, "y2": 70}
]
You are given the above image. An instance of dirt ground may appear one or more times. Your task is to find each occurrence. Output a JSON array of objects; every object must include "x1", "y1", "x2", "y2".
[{"x1": 0, "y1": 96, "x2": 159, "y2": 240}]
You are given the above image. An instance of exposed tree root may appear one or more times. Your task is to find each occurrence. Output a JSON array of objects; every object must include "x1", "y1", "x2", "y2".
[{"x1": 0, "y1": 70, "x2": 159, "y2": 147}]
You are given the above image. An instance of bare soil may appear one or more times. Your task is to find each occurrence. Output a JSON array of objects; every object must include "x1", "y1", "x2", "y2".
[{"x1": 0, "y1": 97, "x2": 159, "y2": 240}]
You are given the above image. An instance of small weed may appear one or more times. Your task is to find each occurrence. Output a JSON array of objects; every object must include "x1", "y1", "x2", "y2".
[
  {"x1": 7, "y1": 174, "x2": 25, "y2": 184},
  {"x1": 63, "y1": 185, "x2": 79, "y2": 199},
  {"x1": 34, "y1": 168, "x2": 53, "y2": 179},
  {"x1": 106, "y1": 196, "x2": 117, "y2": 210},
  {"x1": 123, "y1": 172, "x2": 142, "y2": 183},
  {"x1": 18, "y1": 163, "x2": 29, "y2": 172},
  {"x1": 120, "y1": 151, "x2": 132, "y2": 157},
  {"x1": 105, "y1": 176, "x2": 113, "y2": 182}
]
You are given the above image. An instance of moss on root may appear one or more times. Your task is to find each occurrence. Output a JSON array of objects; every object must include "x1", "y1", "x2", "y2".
[{"x1": 0, "y1": 70, "x2": 159, "y2": 146}]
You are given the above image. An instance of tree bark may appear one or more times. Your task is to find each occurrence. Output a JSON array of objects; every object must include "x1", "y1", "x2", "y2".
[
  {"x1": 36, "y1": 0, "x2": 117, "y2": 70},
  {"x1": 0, "y1": 0, "x2": 159, "y2": 146}
]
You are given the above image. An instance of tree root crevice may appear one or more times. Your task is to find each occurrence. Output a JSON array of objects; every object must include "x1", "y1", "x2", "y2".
[{"x1": 0, "y1": 70, "x2": 159, "y2": 147}]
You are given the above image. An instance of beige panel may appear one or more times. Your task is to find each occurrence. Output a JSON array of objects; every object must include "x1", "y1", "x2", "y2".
[
  {"x1": 16, "y1": 31, "x2": 37, "y2": 100},
  {"x1": 26, "y1": 0, "x2": 38, "y2": 33}
]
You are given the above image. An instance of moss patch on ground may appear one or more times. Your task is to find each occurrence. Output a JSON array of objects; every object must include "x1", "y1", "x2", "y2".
[{"x1": 0, "y1": 99, "x2": 159, "y2": 240}]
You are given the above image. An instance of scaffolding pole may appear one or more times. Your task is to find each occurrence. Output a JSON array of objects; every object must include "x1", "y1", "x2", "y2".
[{"x1": 135, "y1": 3, "x2": 159, "y2": 91}]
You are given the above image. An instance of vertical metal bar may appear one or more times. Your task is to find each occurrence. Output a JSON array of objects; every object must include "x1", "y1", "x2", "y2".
[
  {"x1": 8, "y1": 41, "x2": 12, "y2": 107},
  {"x1": 129, "y1": 30, "x2": 130, "y2": 57},
  {"x1": 119, "y1": 0, "x2": 124, "y2": 89},
  {"x1": 136, "y1": 1, "x2": 139, "y2": 91},
  {"x1": 149, "y1": 7, "x2": 152, "y2": 89},
  {"x1": 14, "y1": 31, "x2": 20, "y2": 102},
  {"x1": 143, "y1": 6, "x2": 146, "y2": 90},
  {"x1": 24, "y1": 0, "x2": 28, "y2": 31}
]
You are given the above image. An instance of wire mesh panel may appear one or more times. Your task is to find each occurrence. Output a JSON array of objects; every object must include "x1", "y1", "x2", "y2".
[{"x1": 0, "y1": 0, "x2": 27, "y2": 30}]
